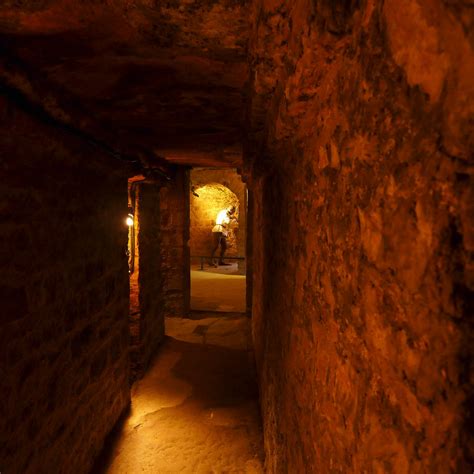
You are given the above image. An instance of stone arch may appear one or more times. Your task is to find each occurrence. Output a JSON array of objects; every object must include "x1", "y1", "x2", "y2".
[{"x1": 190, "y1": 183, "x2": 240, "y2": 257}]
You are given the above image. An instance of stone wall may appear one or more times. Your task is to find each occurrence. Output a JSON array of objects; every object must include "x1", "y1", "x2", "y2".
[
  {"x1": 128, "y1": 181, "x2": 141, "y2": 377},
  {"x1": 160, "y1": 168, "x2": 190, "y2": 317},
  {"x1": 247, "y1": 0, "x2": 473, "y2": 472},
  {"x1": 136, "y1": 182, "x2": 165, "y2": 377},
  {"x1": 128, "y1": 170, "x2": 189, "y2": 376},
  {"x1": 0, "y1": 96, "x2": 131, "y2": 473}
]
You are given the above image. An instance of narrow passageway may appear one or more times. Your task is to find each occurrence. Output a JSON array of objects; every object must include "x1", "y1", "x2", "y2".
[
  {"x1": 2, "y1": 1, "x2": 472, "y2": 472},
  {"x1": 95, "y1": 316, "x2": 263, "y2": 473}
]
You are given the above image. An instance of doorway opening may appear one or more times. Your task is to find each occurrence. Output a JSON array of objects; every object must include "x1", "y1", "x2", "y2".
[{"x1": 189, "y1": 168, "x2": 247, "y2": 314}]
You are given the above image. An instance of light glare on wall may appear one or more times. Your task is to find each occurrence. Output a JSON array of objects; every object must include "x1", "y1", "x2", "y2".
[{"x1": 126, "y1": 214, "x2": 134, "y2": 226}]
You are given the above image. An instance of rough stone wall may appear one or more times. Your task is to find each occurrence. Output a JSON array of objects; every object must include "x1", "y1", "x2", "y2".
[
  {"x1": 128, "y1": 171, "x2": 190, "y2": 376},
  {"x1": 0, "y1": 97, "x2": 131, "y2": 473},
  {"x1": 247, "y1": 0, "x2": 473, "y2": 472},
  {"x1": 128, "y1": 182, "x2": 141, "y2": 377},
  {"x1": 245, "y1": 187, "x2": 254, "y2": 315},
  {"x1": 190, "y1": 168, "x2": 247, "y2": 262},
  {"x1": 160, "y1": 168, "x2": 190, "y2": 317},
  {"x1": 0, "y1": 0, "x2": 250, "y2": 167},
  {"x1": 135, "y1": 182, "x2": 165, "y2": 376}
]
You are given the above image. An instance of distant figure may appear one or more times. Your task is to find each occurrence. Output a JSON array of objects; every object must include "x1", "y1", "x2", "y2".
[{"x1": 211, "y1": 206, "x2": 236, "y2": 266}]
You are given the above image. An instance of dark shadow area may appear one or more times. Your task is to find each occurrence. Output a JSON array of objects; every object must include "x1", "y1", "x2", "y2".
[
  {"x1": 170, "y1": 336, "x2": 258, "y2": 405},
  {"x1": 89, "y1": 317, "x2": 263, "y2": 472},
  {"x1": 90, "y1": 405, "x2": 131, "y2": 474}
]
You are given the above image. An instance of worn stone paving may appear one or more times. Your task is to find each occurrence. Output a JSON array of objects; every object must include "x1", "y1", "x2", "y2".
[
  {"x1": 190, "y1": 267, "x2": 246, "y2": 313},
  {"x1": 95, "y1": 316, "x2": 263, "y2": 473}
]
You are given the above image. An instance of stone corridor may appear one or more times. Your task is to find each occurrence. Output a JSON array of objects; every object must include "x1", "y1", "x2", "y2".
[{"x1": 1, "y1": 0, "x2": 472, "y2": 472}]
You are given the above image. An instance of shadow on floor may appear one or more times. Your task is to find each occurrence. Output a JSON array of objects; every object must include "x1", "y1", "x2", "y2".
[{"x1": 92, "y1": 317, "x2": 263, "y2": 473}]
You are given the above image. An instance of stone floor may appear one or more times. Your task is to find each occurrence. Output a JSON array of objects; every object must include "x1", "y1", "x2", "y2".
[
  {"x1": 94, "y1": 315, "x2": 263, "y2": 473},
  {"x1": 190, "y1": 264, "x2": 246, "y2": 313}
]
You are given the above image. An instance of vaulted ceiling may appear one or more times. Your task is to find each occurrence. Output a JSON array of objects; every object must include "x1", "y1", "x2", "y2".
[{"x1": 0, "y1": 0, "x2": 250, "y2": 167}]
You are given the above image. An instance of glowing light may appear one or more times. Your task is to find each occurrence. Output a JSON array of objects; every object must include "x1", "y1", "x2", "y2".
[
  {"x1": 216, "y1": 209, "x2": 231, "y2": 225},
  {"x1": 126, "y1": 214, "x2": 134, "y2": 226}
]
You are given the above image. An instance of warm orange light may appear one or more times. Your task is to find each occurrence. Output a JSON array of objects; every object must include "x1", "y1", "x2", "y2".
[
  {"x1": 215, "y1": 209, "x2": 230, "y2": 226},
  {"x1": 126, "y1": 215, "x2": 134, "y2": 226}
]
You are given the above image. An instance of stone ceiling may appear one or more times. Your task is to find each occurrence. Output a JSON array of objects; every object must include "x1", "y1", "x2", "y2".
[{"x1": 0, "y1": 0, "x2": 250, "y2": 168}]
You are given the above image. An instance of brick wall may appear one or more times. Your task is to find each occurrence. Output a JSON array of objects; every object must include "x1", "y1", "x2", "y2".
[
  {"x1": 159, "y1": 168, "x2": 190, "y2": 317},
  {"x1": 127, "y1": 169, "x2": 190, "y2": 378},
  {"x1": 135, "y1": 182, "x2": 165, "y2": 375},
  {"x1": 0, "y1": 97, "x2": 131, "y2": 473},
  {"x1": 247, "y1": 0, "x2": 473, "y2": 471}
]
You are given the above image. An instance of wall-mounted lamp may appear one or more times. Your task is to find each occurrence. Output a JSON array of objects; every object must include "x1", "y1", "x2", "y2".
[{"x1": 126, "y1": 206, "x2": 134, "y2": 226}]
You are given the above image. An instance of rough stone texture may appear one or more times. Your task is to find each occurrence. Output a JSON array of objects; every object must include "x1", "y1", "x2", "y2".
[
  {"x1": 0, "y1": 0, "x2": 250, "y2": 168},
  {"x1": 159, "y1": 168, "x2": 191, "y2": 318},
  {"x1": 1, "y1": 0, "x2": 473, "y2": 471},
  {"x1": 128, "y1": 171, "x2": 190, "y2": 377},
  {"x1": 128, "y1": 180, "x2": 141, "y2": 377},
  {"x1": 245, "y1": 188, "x2": 255, "y2": 315},
  {"x1": 0, "y1": 96, "x2": 131, "y2": 473},
  {"x1": 190, "y1": 168, "x2": 247, "y2": 265},
  {"x1": 247, "y1": 0, "x2": 473, "y2": 472},
  {"x1": 135, "y1": 182, "x2": 166, "y2": 378},
  {"x1": 94, "y1": 315, "x2": 264, "y2": 473}
]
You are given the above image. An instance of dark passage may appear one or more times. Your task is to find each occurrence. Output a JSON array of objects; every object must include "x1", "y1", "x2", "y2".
[{"x1": 0, "y1": 0, "x2": 472, "y2": 473}]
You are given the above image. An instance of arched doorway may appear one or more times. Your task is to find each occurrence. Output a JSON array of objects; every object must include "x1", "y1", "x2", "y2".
[
  {"x1": 190, "y1": 183, "x2": 240, "y2": 259},
  {"x1": 189, "y1": 170, "x2": 247, "y2": 314}
]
